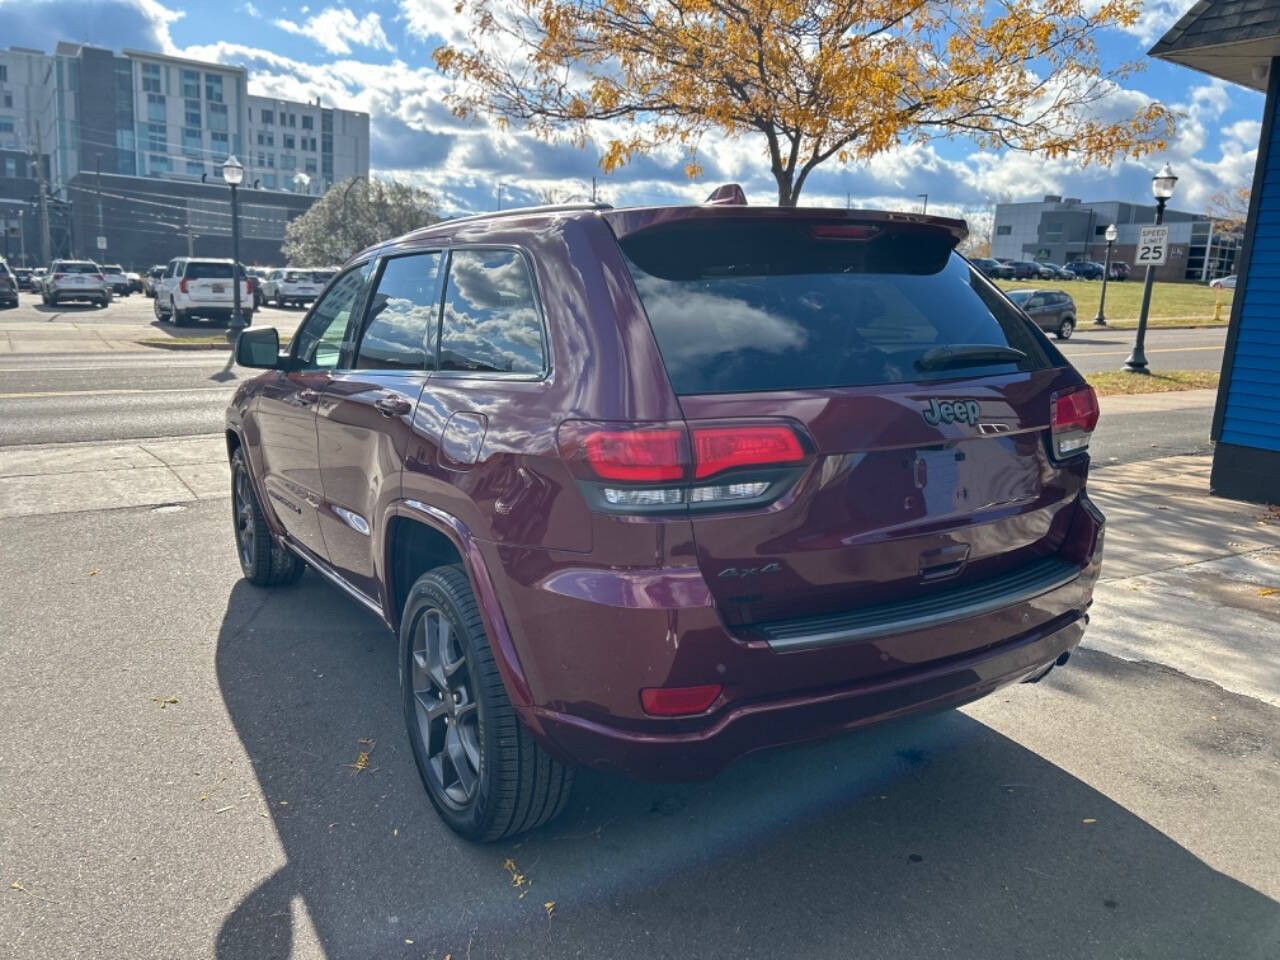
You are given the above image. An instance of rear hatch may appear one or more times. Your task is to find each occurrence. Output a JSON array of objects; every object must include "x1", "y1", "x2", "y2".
[
  {"x1": 611, "y1": 213, "x2": 1093, "y2": 632},
  {"x1": 283, "y1": 271, "x2": 322, "y2": 296},
  {"x1": 184, "y1": 262, "x2": 247, "y2": 303}
]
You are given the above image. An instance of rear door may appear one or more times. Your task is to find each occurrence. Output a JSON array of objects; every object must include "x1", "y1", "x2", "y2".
[
  {"x1": 615, "y1": 216, "x2": 1083, "y2": 631},
  {"x1": 184, "y1": 262, "x2": 235, "y2": 305},
  {"x1": 315, "y1": 251, "x2": 444, "y2": 602}
]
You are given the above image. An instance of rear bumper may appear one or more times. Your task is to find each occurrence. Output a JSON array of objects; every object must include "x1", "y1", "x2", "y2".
[
  {"x1": 532, "y1": 611, "x2": 1086, "y2": 781},
  {"x1": 492, "y1": 494, "x2": 1104, "y2": 781}
]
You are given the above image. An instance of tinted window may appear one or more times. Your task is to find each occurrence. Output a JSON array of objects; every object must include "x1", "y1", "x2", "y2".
[
  {"x1": 184, "y1": 262, "x2": 234, "y2": 280},
  {"x1": 56, "y1": 262, "x2": 100, "y2": 274},
  {"x1": 294, "y1": 262, "x2": 374, "y2": 370},
  {"x1": 356, "y1": 253, "x2": 445, "y2": 371},
  {"x1": 620, "y1": 219, "x2": 1053, "y2": 395},
  {"x1": 440, "y1": 249, "x2": 545, "y2": 374},
  {"x1": 1005, "y1": 290, "x2": 1032, "y2": 306},
  {"x1": 311, "y1": 270, "x2": 336, "y2": 283}
]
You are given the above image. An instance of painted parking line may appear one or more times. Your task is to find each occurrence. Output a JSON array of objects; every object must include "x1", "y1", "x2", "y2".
[
  {"x1": 0, "y1": 386, "x2": 236, "y2": 399},
  {"x1": 1061, "y1": 345, "x2": 1224, "y2": 358}
]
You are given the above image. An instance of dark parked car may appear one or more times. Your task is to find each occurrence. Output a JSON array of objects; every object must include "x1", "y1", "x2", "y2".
[
  {"x1": 228, "y1": 196, "x2": 1104, "y2": 841},
  {"x1": 13, "y1": 267, "x2": 36, "y2": 291},
  {"x1": 1006, "y1": 288, "x2": 1078, "y2": 339},
  {"x1": 1039, "y1": 263, "x2": 1074, "y2": 281},
  {"x1": 0, "y1": 261, "x2": 17, "y2": 308},
  {"x1": 143, "y1": 265, "x2": 165, "y2": 298},
  {"x1": 971, "y1": 257, "x2": 1014, "y2": 280},
  {"x1": 1008, "y1": 259, "x2": 1047, "y2": 280},
  {"x1": 1109, "y1": 260, "x2": 1131, "y2": 281},
  {"x1": 1064, "y1": 261, "x2": 1104, "y2": 280}
]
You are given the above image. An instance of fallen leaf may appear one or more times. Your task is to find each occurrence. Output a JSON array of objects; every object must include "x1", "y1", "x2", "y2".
[
  {"x1": 88, "y1": 569, "x2": 98, "y2": 576},
  {"x1": 199, "y1": 793, "x2": 207, "y2": 802},
  {"x1": 544, "y1": 901, "x2": 556, "y2": 919},
  {"x1": 151, "y1": 695, "x2": 179, "y2": 708},
  {"x1": 1258, "y1": 587, "x2": 1278, "y2": 597},
  {"x1": 404, "y1": 939, "x2": 413, "y2": 945},
  {"x1": 1083, "y1": 818, "x2": 1097, "y2": 825},
  {"x1": 10, "y1": 881, "x2": 23, "y2": 891}
]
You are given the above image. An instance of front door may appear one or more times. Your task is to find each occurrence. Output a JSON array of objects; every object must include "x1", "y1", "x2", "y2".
[
  {"x1": 255, "y1": 261, "x2": 374, "y2": 559},
  {"x1": 316, "y1": 250, "x2": 445, "y2": 602}
]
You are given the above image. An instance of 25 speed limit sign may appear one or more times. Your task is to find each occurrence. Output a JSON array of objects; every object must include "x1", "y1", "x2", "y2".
[{"x1": 1135, "y1": 225, "x2": 1170, "y2": 266}]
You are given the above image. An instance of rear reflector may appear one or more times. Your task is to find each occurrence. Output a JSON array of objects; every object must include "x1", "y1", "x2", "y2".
[
  {"x1": 1051, "y1": 386, "x2": 1100, "y2": 458},
  {"x1": 640, "y1": 684, "x2": 722, "y2": 717},
  {"x1": 692, "y1": 425, "x2": 805, "y2": 480}
]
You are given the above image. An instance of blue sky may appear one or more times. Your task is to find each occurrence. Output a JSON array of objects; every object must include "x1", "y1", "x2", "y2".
[{"x1": 0, "y1": 0, "x2": 1266, "y2": 224}]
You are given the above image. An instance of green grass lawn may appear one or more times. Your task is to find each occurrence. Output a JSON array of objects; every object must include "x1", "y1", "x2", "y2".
[
  {"x1": 996, "y1": 278, "x2": 1232, "y2": 328},
  {"x1": 1087, "y1": 370, "x2": 1220, "y2": 396}
]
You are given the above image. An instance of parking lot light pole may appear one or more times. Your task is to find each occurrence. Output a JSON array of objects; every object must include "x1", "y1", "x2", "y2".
[
  {"x1": 1093, "y1": 224, "x2": 1117, "y2": 325},
  {"x1": 1124, "y1": 164, "x2": 1177, "y2": 375},
  {"x1": 222, "y1": 155, "x2": 245, "y2": 328}
]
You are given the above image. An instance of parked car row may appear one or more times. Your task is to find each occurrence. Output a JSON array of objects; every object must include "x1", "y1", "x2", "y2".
[{"x1": 971, "y1": 257, "x2": 1133, "y2": 283}]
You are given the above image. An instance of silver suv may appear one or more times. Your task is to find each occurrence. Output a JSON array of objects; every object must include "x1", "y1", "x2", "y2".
[{"x1": 41, "y1": 260, "x2": 109, "y2": 308}]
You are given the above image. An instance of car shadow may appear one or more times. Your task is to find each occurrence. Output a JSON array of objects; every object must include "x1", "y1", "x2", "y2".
[
  {"x1": 213, "y1": 580, "x2": 1280, "y2": 960},
  {"x1": 29, "y1": 302, "x2": 107, "y2": 314}
]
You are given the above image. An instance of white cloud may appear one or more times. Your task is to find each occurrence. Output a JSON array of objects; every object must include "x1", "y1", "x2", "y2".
[
  {"x1": 399, "y1": 0, "x2": 471, "y2": 45},
  {"x1": 240, "y1": 2, "x2": 261, "y2": 17},
  {"x1": 273, "y1": 7, "x2": 393, "y2": 55}
]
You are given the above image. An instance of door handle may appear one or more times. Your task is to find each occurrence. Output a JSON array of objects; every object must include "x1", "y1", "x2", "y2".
[
  {"x1": 374, "y1": 396, "x2": 412, "y2": 417},
  {"x1": 298, "y1": 388, "x2": 320, "y2": 404}
]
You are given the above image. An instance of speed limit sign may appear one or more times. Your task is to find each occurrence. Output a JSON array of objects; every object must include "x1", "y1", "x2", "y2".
[{"x1": 1136, "y1": 225, "x2": 1169, "y2": 266}]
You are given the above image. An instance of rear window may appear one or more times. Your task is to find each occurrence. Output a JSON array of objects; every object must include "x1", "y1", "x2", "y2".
[
  {"x1": 55, "y1": 262, "x2": 99, "y2": 274},
  {"x1": 103, "y1": 265, "x2": 124, "y2": 273},
  {"x1": 619, "y1": 219, "x2": 1055, "y2": 395},
  {"x1": 284, "y1": 271, "x2": 310, "y2": 282},
  {"x1": 184, "y1": 262, "x2": 234, "y2": 280},
  {"x1": 311, "y1": 270, "x2": 335, "y2": 283}
]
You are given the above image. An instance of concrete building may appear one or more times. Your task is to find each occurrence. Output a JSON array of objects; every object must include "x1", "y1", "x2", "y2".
[
  {"x1": 992, "y1": 195, "x2": 1239, "y2": 283},
  {"x1": 1152, "y1": 0, "x2": 1280, "y2": 504},
  {"x1": 0, "y1": 42, "x2": 370, "y2": 267}
]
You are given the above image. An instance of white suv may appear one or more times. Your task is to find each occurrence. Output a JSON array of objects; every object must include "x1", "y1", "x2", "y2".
[
  {"x1": 42, "y1": 260, "x2": 110, "y2": 308},
  {"x1": 154, "y1": 258, "x2": 253, "y2": 327},
  {"x1": 261, "y1": 267, "x2": 335, "y2": 308}
]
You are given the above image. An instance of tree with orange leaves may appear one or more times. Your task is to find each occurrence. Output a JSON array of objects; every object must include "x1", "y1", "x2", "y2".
[{"x1": 435, "y1": 0, "x2": 1175, "y2": 206}]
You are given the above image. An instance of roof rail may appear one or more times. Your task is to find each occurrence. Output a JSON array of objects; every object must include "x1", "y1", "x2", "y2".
[{"x1": 435, "y1": 201, "x2": 613, "y2": 229}]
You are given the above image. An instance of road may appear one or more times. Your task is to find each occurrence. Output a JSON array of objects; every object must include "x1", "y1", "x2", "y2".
[{"x1": 1057, "y1": 325, "x2": 1225, "y2": 373}]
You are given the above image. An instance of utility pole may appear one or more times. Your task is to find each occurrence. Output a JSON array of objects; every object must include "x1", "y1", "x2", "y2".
[
  {"x1": 18, "y1": 209, "x2": 26, "y2": 267},
  {"x1": 33, "y1": 124, "x2": 51, "y2": 266},
  {"x1": 95, "y1": 152, "x2": 104, "y2": 253},
  {"x1": 496, "y1": 182, "x2": 504, "y2": 211},
  {"x1": 186, "y1": 208, "x2": 196, "y2": 257},
  {"x1": 918, "y1": 193, "x2": 928, "y2": 215},
  {"x1": 591, "y1": 176, "x2": 597, "y2": 203}
]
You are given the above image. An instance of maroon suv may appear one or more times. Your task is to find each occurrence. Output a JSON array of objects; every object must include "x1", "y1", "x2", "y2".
[{"x1": 227, "y1": 196, "x2": 1104, "y2": 840}]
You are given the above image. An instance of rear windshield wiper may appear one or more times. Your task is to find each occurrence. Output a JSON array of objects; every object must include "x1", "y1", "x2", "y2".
[{"x1": 915, "y1": 344, "x2": 1027, "y2": 371}]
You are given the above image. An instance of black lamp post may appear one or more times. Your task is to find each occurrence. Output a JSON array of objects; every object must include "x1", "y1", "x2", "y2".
[
  {"x1": 1094, "y1": 223, "x2": 1117, "y2": 325},
  {"x1": 1125, "y1": 163, "x2": 1178, "y2": 374},
  {"x1": 222, "y1": 155, "x2": 245, "y2": 328}
]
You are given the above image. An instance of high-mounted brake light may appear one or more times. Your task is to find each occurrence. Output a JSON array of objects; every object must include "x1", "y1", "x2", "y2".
[
  {"x1": 813, "y1": 224, "x2": 880, "y2": 240},
  {"x1": 692, "y1": 425, "x2": 805, "y2": 480},
  {"x1": 1051, "y1": 385, "x2": 1099, "y2": 458}
]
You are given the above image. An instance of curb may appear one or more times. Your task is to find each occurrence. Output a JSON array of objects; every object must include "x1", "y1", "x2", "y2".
[{"x1": 137, "y1": 339, "x2": 234, "y2": 351}]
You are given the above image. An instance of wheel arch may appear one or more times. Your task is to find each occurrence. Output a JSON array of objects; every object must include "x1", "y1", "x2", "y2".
[{"x1": 383, "y1": 502, "x2": 533, "y2": 708}]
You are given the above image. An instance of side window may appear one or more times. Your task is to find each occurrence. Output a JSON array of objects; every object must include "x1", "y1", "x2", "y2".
[
  {"x1": 1025, "y1": 296, "x2": 1045, "y2": 310},
  {"x1": 355, "y1": 252, "x2": 445, "y2": 371},
  {"x1": 439, "y1": 249, "x2": 545, "y2": 375},
  {"x1": 293, "y1": 262, "x2": 374, "y2": 370}
]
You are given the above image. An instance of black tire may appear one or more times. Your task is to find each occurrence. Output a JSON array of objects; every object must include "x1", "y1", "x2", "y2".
[
  {"x1": 1057, "y1": 316, "x2": 1075, "y2": 340},
  {"x1": 230, "y1": 447, "x2": 304, "y2": 587},
  {"x1": 171, "y1": 299, "x2": 188, "y2": 327},
  {"x1": 400, "y1": 565, "x2": 573, "y2": 841},
  {"x1": 153, "y1": 294, "x2": 166, "y2": 321}
]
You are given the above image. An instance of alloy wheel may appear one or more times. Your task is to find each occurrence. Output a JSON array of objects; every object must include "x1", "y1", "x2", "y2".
[
  {"x1": 411, "y1": 607, "x2": 481, "y2": 808},
  {"x1": 233, "y1": 468, "x2": 255, "y2": 570}
]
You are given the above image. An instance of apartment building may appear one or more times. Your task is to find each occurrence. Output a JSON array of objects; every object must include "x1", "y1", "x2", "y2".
[{"x1": 0, "y1": 43, "x2": 370, "y2": 266}]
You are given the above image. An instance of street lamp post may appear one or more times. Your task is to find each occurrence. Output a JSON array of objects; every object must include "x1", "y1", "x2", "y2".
[
  {"x1": 221, "y1": 155, "x2": 246, "y2": 328},
  {"x1": 1093, "y1": 223, "x2": 1118, "y2": 325},
  {"x1": 1124, "y1": 163, "x2": 1178, "y2": 374}
]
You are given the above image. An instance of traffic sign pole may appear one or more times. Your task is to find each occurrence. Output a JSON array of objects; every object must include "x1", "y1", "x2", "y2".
[{"x1": 1125, "y1": 198, "x2": 1169, "y2": 374}]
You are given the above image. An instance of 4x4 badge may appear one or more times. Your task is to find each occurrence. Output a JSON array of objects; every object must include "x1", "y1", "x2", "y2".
[{"x1": 922, "y1": 397, "x2": 981, "y2": 426}]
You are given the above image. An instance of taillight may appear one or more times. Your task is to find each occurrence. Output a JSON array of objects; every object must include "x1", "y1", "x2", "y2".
[
  {"x1": 559, "y1": 419, "x2": 808, "y2": 513},
  {"x1": 693, "y1": 426, "x2": 805, "y2": 479},
  {"x1": 1051, "y1": 385, "x2": 1099, "y2": 459},
  {"x1": 640, "y1": 684, "x2": 722, "y2": 717},
  {"x1": 96, "y1": 273, "x2": 105, "y2": 281},
  {"x1": 53, "y1": 273, "x2": 66, "y2": 280},
  {"x1": 180, "y1": 278, "x2": 188, "y2": 294}
]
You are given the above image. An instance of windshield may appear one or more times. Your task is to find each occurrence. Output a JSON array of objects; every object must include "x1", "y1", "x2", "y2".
[{"x1": 619, "y1": 219, "x2": 1054, "y2": 395}]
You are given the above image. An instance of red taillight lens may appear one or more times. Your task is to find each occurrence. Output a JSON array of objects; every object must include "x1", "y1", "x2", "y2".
[
  {"x1": 179, "y1": 278, "x2": 189, "y2": 293},
  {"x1": 53, "y1": 273, "x2": 66, "y2": 280},
  {"x1": 640, "y1": 684, "x2": 722, "y2": 717},
  {"x1": 813, "y1": 224, "x2": 880, "y2": 240},
  {"x1": 96, "y1": 273, "x2": 105, "y2": 281},
  {"x1": 1051, "y1": 385, "x2": 1099, "y2": 458},
  {"x1": 692, "y1": 425, "x2": 805, "y2": 480},
  {"x1": 582, "y1": 427, "x2": 685, "y2": 482}
]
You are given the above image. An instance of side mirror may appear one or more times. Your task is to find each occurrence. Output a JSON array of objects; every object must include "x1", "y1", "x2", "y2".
[{"x1": 235, "y1": 326, "x2": 282, "y2": 369}]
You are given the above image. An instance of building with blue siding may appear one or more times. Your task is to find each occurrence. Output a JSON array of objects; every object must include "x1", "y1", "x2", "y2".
[{"x1": 1153, "y1": 2, "x2": 1280, "y2": 504}]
